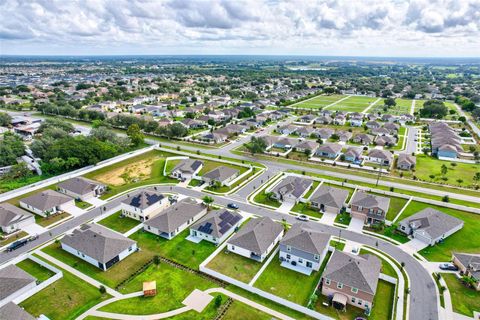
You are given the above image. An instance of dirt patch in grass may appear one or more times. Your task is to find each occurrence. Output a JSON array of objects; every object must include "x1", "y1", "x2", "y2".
[{"x1": 95, "y1": 157, "x2": 160, "y2": 186}]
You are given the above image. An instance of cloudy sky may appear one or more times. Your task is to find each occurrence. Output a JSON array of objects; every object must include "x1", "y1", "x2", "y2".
[{"x1": 1, "y1": 0, "x2": 479, "y2": 57}]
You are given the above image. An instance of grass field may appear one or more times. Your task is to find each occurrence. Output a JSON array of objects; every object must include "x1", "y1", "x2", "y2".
[
  {"x1": 326, "y1": 95, "x2": 378, "y2": 112},
  {"x1": 396, "y1": 201, "x2": 479, "y2": 261},
  {"x1": 372, "y1": 98, "x2": 413, "y2": 115},
  {"x1": 83, "y1": 150, "x2": 178, "y2": 199},
  {"x1": 20, "y1": 262, "x2": 110, "y2": 320},
  {"x1": 294, "y1": 95, "x2": 346, "y2": 109},
  {"x1": 223, "y1": 300, "x2": 272, "y2": 320},
  {"x1": 16, "y1": 258, "x2": 55, "y2": 282},
  {"x1": 99, "y1": 263, "x2": 216, "y2": 315},
  {"x1": 207, "y1": 249, "x2": 264, "y2": 283},
  {"x1": 442, "y1": 273, "x2": 480, "y2": 317},
  {"x1": 254, "y1": 258, "x2": 321, "y2": 305},
  {"x1": 97, "y1": 211, "x2": 140, "y2": 234}
]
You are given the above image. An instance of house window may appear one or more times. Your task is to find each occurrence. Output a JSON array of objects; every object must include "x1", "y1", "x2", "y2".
[
  {"x1": 299, "y1": 258, "x2": 303, "y2": 263},
  {"x1": 314, "y1": 254, "x2": 319, "y2": 261},
  {"x1": 351, "y1": 297, "x2": 356, "y2": 303},
  {"x1": 287, "y1": 245, "x2": 291, "y2": 252},
  {"x1": 325, "y1": 278, "x2": 331, "y2": 285},
  {"x1": 358, "y1": 299, "x2": 362, "y2": 305},
  {"x1": 147, "y1": 226, "x2": 151, "y2": 230},
  {"x1": 337, "y1": 282, "x2": 343, "y2": 289},
  {"x1": 351, "y1": 287, "x2": 358, "y2": 293},
  {"x1": 231, "y1": 246, "x2": 235, "y2": 251},
  {"x1": 286, "y1": 254, "x2": 291, "y2": 259},
  {"x1": 401, "y1": 226, "x2": 405, "y2": 231}
]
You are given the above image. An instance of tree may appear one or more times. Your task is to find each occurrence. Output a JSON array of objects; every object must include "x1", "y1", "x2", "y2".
[
  {"x1": 214, "y1": 295, "x2": 223, "y2": 308},
  {"x1": 38, "y1": 118, "x2": 75, "y2": 133},
  {"x1": 0, "y1": 132, "x2": 25, "y2": 166},
  {"x1": 99, "y1": 285, "x2": 106, "y2": 295},
  {"x1": 473, "y1": 172, "x2": 480, "y2": 185},
  {"x1": 126, "y1": 124, "x2": 144, "y2": 146},
  {"x1": 0, "y1": 112, "x2": 11, "y2": 126},
  {"x1": 419, "y1": 100, "x2": 448, "y2": 119},
  {"x1": 440, "y1": 164, "x2": 448, "y2": 176},
  {"x1": 153, "y1": 255, "x2": 161, "y2": 267},
  {"x1": 202, "y1": 196, "x2": 214, "y2": 208},
  {"x1": 384, "y1": 98, "x2": 396, "y2": 108},
  {"x1": 245, "y1": 136, "x2": 267, "y2": 155}
]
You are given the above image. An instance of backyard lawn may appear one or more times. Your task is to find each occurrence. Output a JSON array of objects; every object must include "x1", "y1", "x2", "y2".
[
  {"x1": 207, "y1": 249, "x2": 264, "y2": 283},
  {"x1": 442, "y1": 273, "x2": 480, "y2": 317},
  {"x1": 369, "y1": 280, "x2": 396, "y2": 320},
  {"x1": 42, "y1": 241, "x2": 152, "y2": 289},
  {"x1": 16, "y1": 258, "x2": 55, "y2": 282},
  {"x1": 129, "y1": 228, "x2": 217, "y2": 270},
  {"x1": 20, "y1": 263, "x2": 110, "y2": 320},
  {"x1": 397, "y1": 201, "x2": 478, "y2": 261},
  {"x1": 254, "y1": 259, "x2": 321, "y2": 305},
  {"x1": 99, "y1": 263, "x2": 216, "y2": 315},
  {"x1": 97, "y1": 211, "x2": 140, "y2": 234}
]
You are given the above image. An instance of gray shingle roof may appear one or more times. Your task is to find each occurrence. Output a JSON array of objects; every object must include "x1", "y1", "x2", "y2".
[
  {"x1": 310, "y1": 185, "x2": 349, "y2": 209},
  {"x1": 190, "y1": 209, "x2": 242, "y2": 238},
  {"x1": 281, "y1": 223, "x2": 330, "y2": 255},
  {"x1": 0, "y1": 303, "x2": 36, "y2": 320},
  {"x1": 20, "y1": 189, "x2": 73, "y2": 211},
  {"x1": 271, "y1": 176, "x2": 313, "y2": 199},
  {"x1": 453, "y1": 253, "x2": 480, "y2": 280},
  {"x1": 400, "y1": 208, "x2": 464, "y2": 240},
  {"x1": 0, "y1": 203, "x2": 33, "y2": 228},
  {"x1": 324, "y1": 251, "x2": 381, "y2": 294},
  {"x1": 367, "y1": 149, "x2": 393, "y2": 162},
  {"x1": 351, "y1": 191, "x2": 390, "y2": 213},
  {"x1": 202, "y1": 166, "x2": 239, "y2": 182},
  {"x1": 0, "y1": 265, "x2": 36, "y2": 300},
  {"x1": 144, "y1": 198, "x2": 206, "y2": 233},
  {"x1": 228, "y1": 217, "x2": 283, "y2": 255},
  {"x1": 122, "y1": 190, "x2": 164, "y2": 209},
  {"x1": 172, "y1": 159, "x2": 203, "y2": 174},
  {"x1": 61, "y1": 224, "x2": 136, "y2": 264},
  {"x1": 397, "y1": 153, "x2": 416, "y2": 166},
  {"x1": 57, "y1": 177, "x2": 104, "y2": 196}
]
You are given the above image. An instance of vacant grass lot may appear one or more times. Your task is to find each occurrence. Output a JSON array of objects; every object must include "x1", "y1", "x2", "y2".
[
  {"x1": 84, "y1": 150, "x2": 178, "y2": 199},
  {"x1": 327, "y1": 96, "x2": 377, "y2": 113},
  {"x1": 295, "y1": 95, "x2": 346, "y2": 109},
  {"x1": 254, "y1": 258, "x2": 321, "y2": 305},
  {"x1": 207, "y1": 249, "x2": 264, "y2": 283},
  {"x1": 129, "y1": 228, "x2": 216, "y2": 270},
  {"x1": 223, "y1": 300, "x2": 273, "y2": 320},
  {"x1": 397, "y1": 201, "x2": 478, "y2": 261},
  {"x1": 16, "y1": 258, "x2": 55, "y2": 282},
  {"x1": 372, "y1": 98, "x2": 413, "y2": 115},
  {"x1": 42, "y1": 241, "x2": 152, "y2": 289},
  {"x1": 414, "y1": 155, "x2": 480, "y2": 188},
  {"x1": 97, "y1": 211, "x2": 140, "y2": 234},
  {"x1": 442, "y1": 273, "x2": 480, "y2": 317},
  {"x1": 20, "y1": 262, "x2": 110, "y2": 320},
  {"x1": 99, "y1": 263, "x2": 216, "y2": 315}
]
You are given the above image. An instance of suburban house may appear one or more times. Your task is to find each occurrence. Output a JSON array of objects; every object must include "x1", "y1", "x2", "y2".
[
  {"x1": 365, "y1": 121, "x2": 381, "y2": 129},
  {"x1": 270, "y1": 176, "x2": 314, "y2": 204},
  {"x1": 120, "y1": 190, "x2": 167, "y2": 221},
  {"x1": 61, "y1": 224, "x2": 138, "y2": 271},
  {"x1": 0, "y1": 302, "x2": 36, "y2": 320},
  {"x1": 374, "y1": 135, "x2": 396, "y2": 147},
  {"x1": 19, "y1": 189, "x2": 75, "y2": 217},
  {"x1": 321, "y1": 251, "x2": 381, "y2": 311},
  {"x1": 352, "y1": 133, "x2": 374, "y2": 145},
  {"x1": 57, "y1": 177, "x2": 106, "y2": 201},
  {"x1": 397, "y1": 154, "x2": 416, "y2": 170},
  {"x1": 336, "y1": 130, "x2": 352, "y2": 142},
  {"x1": 317, "y1": 115, "x2": 332, "y2": 124},
  {"x1": 383, "y1": 123, "x2": 399, "y2": 134},
  {"x1": 334, "y1": 114, "x2": 346, "y2": 125},
  {"x1": 202, "y1": 166, "x2": 240, "y2": 186},
  {"x1": 189, "y1": 209, "x2": 243, "y2": 245},
  {"x1": 169, "y1": 158, "x2": 204, "y2": 180},
  {"x1": 365, "y1": 149, "x2": 393, "y2": 166},
  {"x1": 371, "y1": 127, "x2": 390, "y2": 136},
  {"x1": 315, "y1": 143, "x2": 343, "y2": 159},
  {"x1": 299, "y1": 114, "x2": 317, "y2": 124},
  {"x1": 316, "y1": 128, "x2": 334, "y2": 140},
  {"x1": 277, "y1": 125, "x2": 298, "y2": 135},
  {"x1": 397, "y1": 208, "x2": 464, "y2": 245},
  {"x1": 0, "y1": 265, "x2": 37, "y2": 308},
  {"x1": 144, "y1": 198, "x2": 207, "y2": 240},
  {"x1": 279, "y1": 223, "x2": 331, "y2": 274},
  {"x1": 310, "y1": 185, "x2": 350, "y2": 214},
  {"x1": 381, "y1": 114, "x2": 396, "y2": 122},
  {"x1": 227, "y1": 217, "x2": 284, "y2": 262},
  {"x1": 343, "y1": 147, "x2": 363, "y2": 163},
  {"x1": 429, "y1": 122, "x2": 463, "y2": 158},
  {"x1": 452, "y1": 253, "x2": 480, "y2": 290},
  {"x1": 0, "y1": 203, "x2": 35, "y2": 234},
  {"x1": 350, "y1": 191, "x2": 390, "y2": 224},
  {"x1": 349, "y1": 113, "x2": 363, "y2": 127},
  {"x1": 295, "y1": 140, "x2": 319, "y2": 154},
  {"x1": 271, "y1": 137, "x2": 298, "y2": 150},
  {"x1": 296, "y1": 126, "x2": 315, "y2": 138},
  {"x1": 201, "y1": 131, "x2": 228, "y2": 144}
]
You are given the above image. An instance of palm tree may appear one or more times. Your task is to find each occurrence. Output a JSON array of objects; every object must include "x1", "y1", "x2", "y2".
[{"x1": 202, "y1": 196, "x2": 214, "y2": 209}]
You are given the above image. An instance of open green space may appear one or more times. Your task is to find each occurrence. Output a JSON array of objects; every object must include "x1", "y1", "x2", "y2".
[
  {"x1": 328, "y1": 96, "x2": 377, "y2": 113},
  {"x1": 16, "y1": 258, "x2": 55, "y2": 282},
  {"x1": 254, "y1": 258, "x2": 321, "y2": 305},
  {"x1": 97, "y1": 211, "x2": 140, "y2": 234},
  {"x1": 20, "y1": 261, "x2": 110, "y2": 320},
  {"x1": 129, "y1": 228, "x2": 217, "y2": 270},
  {"x1": 442, "y1": 273, "x2": 480, "y2": 317},
  {"x1": 83, "y1": 150, "x2": 178, "y2": 200},
  {"x1": 207, "y1": 249, "x2": 264, "y2": 283},
  {"x1": 396, "y1": 201, "x2": 479, "y2": 261},
  {"x1": 372, "y1": 98, "x2": 412, "y2": 115},
  {"x1": 162, "y1": 294, "x2": 227, "y2": 320},
  {"x1": 99, "y1": 263, "x2": 216, "y2": 315},
  {"x1": 223, "y1": 300, "x2": 273, "y2": 320},
  {"x1": 294, "y1": 95, "x2": 347, "y2": 109}
]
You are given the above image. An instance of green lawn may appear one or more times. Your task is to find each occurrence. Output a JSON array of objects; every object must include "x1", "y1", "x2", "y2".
[
  {"x1": 16, "y1": 258, "x2": 55, "y2": 282},
  {"x1": 0, "y1": 231, "x2": 28, "y2": 246},
  {"x1": 372, "y1": 98, "x2": 412, "y2": 115},
  {"x1": 35, "y1": 212, "x2": 72, "y2": 227},
  {"x1": 334, "y1": 212, "x2": 352, "y2": 226},
  {"x1": 369, "y1": 192, "x2": 408, "y2": 221},
  {"x1": 254, "y1": 258, "x2": 321, "y2": 305},
  {"x1": 223, "y1": 300, "x2": 273, "y2": 320},
  {"x1": 75, "y1": 199, "x2": 93, "y2": 209},
  {"x1": 97, "y1": 211, "x2": 140, "y2": 234},
  {"x1": 327, "y1": 96, "x2": 377, "y2": 113},
  {"x1": 207, "y1": 249, "x2": 264, "y2": 283},
  {"x1": 291, "y1": 202, "x2": 322, "y2": 218},
  {"x1": 197, "y1": 160, "x2": 247, "y2": 176},
  {"x1": 42, "y1": 241, "x2": 152, "y2": 289},
  {"x1": 99, "y1": 263, "x2": 216, "y2": 315},
  {"x1": 20, "y1": 262, "x2": 110, "y2": 320},
  {"x1": 414, "y1": 154, "x2": 480, "y2": 188},
  {"x1": 442, "y1": 273, "x2": 480, "y2": 317},
  {"x1": 295, "y1": 95, "x2": 347, "y2": 109},
  {"x1": 303, "y1": 180, "x2": 320, "y2": 199},
  {"x1": 330, "y1": 241, "x2": 346, "y2": 251},
  {"x1": 370, "y1": 280, "x2": 396, "y2": 320},
  {"x1": 162, "y1": 294, "x2": 227, "y2": 320},
  {"x1": 397, "y1": 201, "x2": 479, "y2": 261},
  {"x1": 129, "y1": 228, "x2": 217, "y2": 270}
]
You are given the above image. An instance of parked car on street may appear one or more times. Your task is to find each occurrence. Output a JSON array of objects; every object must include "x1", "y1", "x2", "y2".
[
  {"x1": 227, "y1": 203, "x2": 239, "y2": 210},
  {"x1": 296, "y1": 214, "x2": 309, "y2": 221},
  {"x1": 439, "y1": 263, "x2": 458, "y2": 271}
]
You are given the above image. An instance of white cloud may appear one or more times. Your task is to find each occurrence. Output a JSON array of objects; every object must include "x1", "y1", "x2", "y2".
[{"x1": 0, "y1": 0, "x2": 479, "y2": 56}]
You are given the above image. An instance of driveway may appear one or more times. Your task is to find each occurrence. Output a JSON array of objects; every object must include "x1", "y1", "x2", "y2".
[
  {"x1": 400, "y1": 239, "x2": 428, "y2": 253},
  {"x1": 277, "y1": 202, "x2": 294, "y2": 214},
  {"x1": 22, "y1": 223, "x2": 48, "y2": 235},
  {"x1": 319, "y1": 212, "x2": 336, "y2": 226},
  {"x1": 62, "y1": 204, "x2": 86, "y2": 217},
  {"x1": 86, "y1": 197, "x2": 107, "y2": 207},
  {"x1": 347, "y1": 217, "x2": 364, "y2": 233}
]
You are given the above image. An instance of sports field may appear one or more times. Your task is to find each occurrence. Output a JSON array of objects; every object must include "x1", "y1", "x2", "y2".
[
  {"x1": 371, "y1": 98, "x2": 413, "y2": 115},
  {"x1": 294, "y1": 94, "x2": 346, "y2": 109},
  {"x1": 325, "y1": 95, "x2": 378, "y2": 112}
]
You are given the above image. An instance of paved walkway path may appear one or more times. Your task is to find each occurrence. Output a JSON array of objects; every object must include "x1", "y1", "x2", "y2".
[
  {"x1": 77, "y1": 291, "x2": 144, "y2": 320},
  {"x1": 410, "y1": 99, "x2": 416, "y2": 115},
  {"x1": 323, "y1": 95, "x2": 352, "y2": 110},
  {"x1": 362, "y1": 97, "x2": 382, "y2": 114},
  {"x1": 36, "y1": 250, "x2": 122, "y2": 298}
]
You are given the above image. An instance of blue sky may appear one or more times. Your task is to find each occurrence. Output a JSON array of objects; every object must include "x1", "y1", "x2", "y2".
[{"x1": 1, "y1": 0, "x2": 479, "y2": 57}]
